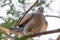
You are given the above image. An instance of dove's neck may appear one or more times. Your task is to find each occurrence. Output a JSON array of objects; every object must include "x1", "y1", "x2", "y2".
[
  {"x1": 37, "y1": 11, "x2": 44, "y2": 15},
  {"x1": 37, "y1": 9, "x2": 43, "y2": 14}
]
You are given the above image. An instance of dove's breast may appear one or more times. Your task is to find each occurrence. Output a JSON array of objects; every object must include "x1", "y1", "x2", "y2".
[
  {"x1": 29, "y1": 14, "x2": 45, "y2": 26},
  {"x1": 29, "y1": 13, "x2": 47, "y2": 33}
]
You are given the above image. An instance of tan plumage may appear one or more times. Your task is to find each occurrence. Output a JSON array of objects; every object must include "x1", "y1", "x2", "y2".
[
  {"x1": 0, "y1": 7, "x2": 48, "y2": 36},
  {"x1": 19, "y1": 7, "x2": 48, "y2": 35}
]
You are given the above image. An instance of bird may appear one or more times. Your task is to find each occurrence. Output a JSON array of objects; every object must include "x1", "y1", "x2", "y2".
[
  {"x1": 0, "y1": 7, "x2": 48, "y2": 36},
  {"x1": 18, "y1": 7, "x2": 48, "y2": 35}
]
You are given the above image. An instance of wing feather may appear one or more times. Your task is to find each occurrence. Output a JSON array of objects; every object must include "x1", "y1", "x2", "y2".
[{"x1": 19, "y1": 13, "x2": 34, "y2": 25}]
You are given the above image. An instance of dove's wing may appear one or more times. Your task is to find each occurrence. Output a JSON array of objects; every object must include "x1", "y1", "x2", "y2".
[{"x1": 19, "y1": 13, "x2": 34, "y2": 25}]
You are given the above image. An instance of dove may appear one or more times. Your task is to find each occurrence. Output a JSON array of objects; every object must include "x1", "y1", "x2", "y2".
[{"x1": 19, "y1": 7, "x2": 48, "y2": 35}]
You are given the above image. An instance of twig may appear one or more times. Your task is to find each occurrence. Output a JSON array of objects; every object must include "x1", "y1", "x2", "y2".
[
  {"x1": 45, "y1": 15, "x2": 60, "y2": 18},
  {"x1": 33, "y1": 29, "x2": 60, "y2": 37},
  {"x1": 14, "y1": 0, "x2": 38, "y2": 27},
  {"x1": 0, "y1": 27, "x2": 60, "y2": 40},
  {"x1": 17, "y1": 29, "x2": 60, "y2": 40}
]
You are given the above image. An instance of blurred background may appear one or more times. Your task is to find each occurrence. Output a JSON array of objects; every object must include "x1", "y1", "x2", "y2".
[{"x1": 0, "y1": 0, "x2": 60, "y2": 40}]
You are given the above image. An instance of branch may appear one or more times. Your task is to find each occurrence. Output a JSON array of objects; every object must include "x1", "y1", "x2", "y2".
[
  {"x1": 16, "y1": 29, "x2": 60, "y2": 40},
  {"x1": 0, "y1": 27, "x2": 21, "y2": 35},
  {"x1": 14, "y1": 0, "x2": 38, "y2": 27},
  {"x1": 45, "y1": 15, "x2": 60, "y2": 18},
  {"x1": 33, "y1": 29, "x2": 60, "y2": 37},
  {"x1": 0, "y1": 27, "x2": 60, "y2": 40},
  {"x1": 0, "y1": 27, "x2": 60, "y2": 35}
]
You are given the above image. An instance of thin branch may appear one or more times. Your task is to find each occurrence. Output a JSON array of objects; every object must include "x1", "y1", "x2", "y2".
[
  {"x1": 33, "y1": 29, "x2": 60, "y2": 37},
  {"x1": 17, "y1": 29, "x2": 60, "y2": 40},
  {"x1": 0, "y1": 27, "x2": 60, "y2": 40},
  {"x1": 45, "y1": 0, "x2": 52, "y2": 7},
  {"x1": 45, "y1": 0, "x2": 53, "y2": 11},
  {"x1": 45, "y1": 15, "x2": 60, "y2": 18},
  {"x1": 14, "y1": 0, "x2": 38, "y2": 27}
]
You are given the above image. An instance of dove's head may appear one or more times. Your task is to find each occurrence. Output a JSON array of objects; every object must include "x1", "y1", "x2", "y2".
[{"x1": 37, "y1": 7, "x2": 44, "y2": 13}]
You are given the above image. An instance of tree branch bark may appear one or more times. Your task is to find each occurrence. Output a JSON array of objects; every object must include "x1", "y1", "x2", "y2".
[
  {"x1": 16, "y1": 29, "x2": 60, "y2": 40},
  {"x1": 0, "y1": 27, "x2": 60, "y2": 40},
  {"x1": 45, "y1": 15, "x2": 60, "y2": 18},
  {"x1": 14, "y1": 0, "x2": 38, "y2": 27}
]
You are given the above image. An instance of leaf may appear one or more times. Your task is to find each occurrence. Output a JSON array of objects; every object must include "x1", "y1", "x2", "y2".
[
  {"x1": 15, "y1": 34, "x2": 33, "y2": 40},
  {"x1": 18, "y1": 0, "x2": 25, "y2": 4},
  {"x1": 0, "y1": 34, "x2": 2, "y2": 40},
  {"x1": 0, "y1": 16, "x2": 5, "y2": 21},
  {"x1": 36, "y1": 1, "x2": 45, "y2": 6}
]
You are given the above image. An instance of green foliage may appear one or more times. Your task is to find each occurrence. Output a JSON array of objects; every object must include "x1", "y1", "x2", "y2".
[
  {"x1": 0, "y1": 34, "x2": 2, "y2": 40},
  {"x1": 15, "y1": 34, "x2": 33, "y2": 40},
  {"x1": 7, "y1": 4, "x2": 20, "y2": 16},
  {"x1": 36, "y1": 1, "x2": 45, "y2": 6},
  {"x1": 18, "y1": 0, "x2": 25, "y2": 4},
  {"x1": 0, "y1": 19, "x2": 19, "y2": 28},
  {"x1": 0, "y1": 0, "x2": 11, "y2": 7},
  {"x1": 0, "y1": 16, "x2": 5, "y2": 21},
  {"x1": 0, "y1": 16, "x2": 19, "y2": 28},
  {"x1": 0, "y1": 1, "x2": 20, "y2": 28}
]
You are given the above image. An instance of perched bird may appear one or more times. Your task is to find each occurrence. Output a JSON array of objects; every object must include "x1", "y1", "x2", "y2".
[
  {"x1": 1, "y1": 7, "x2": 48, "y2": 36},
  {"x1": 19, "y1": 7, "x2": 48, "y2": 35}
]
